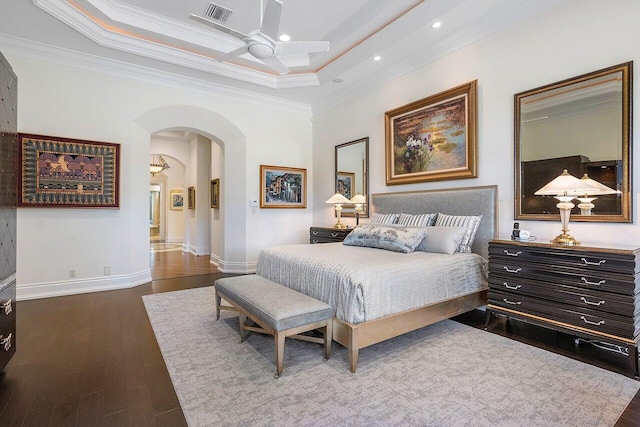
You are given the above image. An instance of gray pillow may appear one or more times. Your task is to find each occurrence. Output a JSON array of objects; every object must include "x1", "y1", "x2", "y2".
[
  {"x1": 416, "y1": 226, "x2": 468, "y2": 255},
  {"x1": 343, "y1": 224, "x2": 427, "y2": 253},
  {"x1": 434, "y1": 213, "x2": 482, "y2": 253}
]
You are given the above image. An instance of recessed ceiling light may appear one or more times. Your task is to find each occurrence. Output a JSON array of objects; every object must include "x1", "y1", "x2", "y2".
[
  {"x1": 279, "y1": 34, "x2": 291, "y2": 42},
  {"x1": 431, "y1": 21, "x2": 442, "y2": 29},
  {"x1": 373, "y1": 56, "x2": 381, "y2": 61},
  {"x1": 332, "y1": 77, "x2": 345, "y2": 84}
]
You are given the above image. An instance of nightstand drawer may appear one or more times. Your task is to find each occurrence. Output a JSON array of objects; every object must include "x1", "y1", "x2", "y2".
[{"x1": 309, "y1": 227, "x2": 351, "y2": 244}]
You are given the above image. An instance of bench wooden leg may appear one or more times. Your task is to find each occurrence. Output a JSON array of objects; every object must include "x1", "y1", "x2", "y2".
[
  {"x1": 239, "y1": 313, "x2": 248, "y2": 343},
  {"x1": 324, "y1": 320, "x2": 332, "y2": 361},
  {"x1": 275, "y1": 331, "x2": 285, "y2": 379},
  {"x1": 215, "y1": 290, "x2": 221, "y2": 320}
]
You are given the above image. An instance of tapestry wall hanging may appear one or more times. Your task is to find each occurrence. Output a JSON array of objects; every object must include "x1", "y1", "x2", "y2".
[
  {"x1": 385, "y1": 80, "x2": 478, "y2": 185},
  {"x1": 18, "y1": 133, "x2": 120, "y2": 208}
]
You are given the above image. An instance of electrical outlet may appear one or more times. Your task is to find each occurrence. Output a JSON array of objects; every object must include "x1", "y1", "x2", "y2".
[
  {"x1": 69, "y1": 268, "x2": 76, "y2": 278},
  {"x1": 104, "y1": 265, "x2": 112, "y2": 275}
]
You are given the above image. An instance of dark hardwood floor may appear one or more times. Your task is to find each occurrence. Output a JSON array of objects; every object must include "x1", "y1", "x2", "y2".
[{"x1": 0, "y1": 250, "x2": 638, "y2": 426}]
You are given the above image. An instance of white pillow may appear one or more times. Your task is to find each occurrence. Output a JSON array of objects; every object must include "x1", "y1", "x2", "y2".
[
  {"x1": 434, "y1": 214, "x2": 482, "y2": 253},
  {"x1": 371, "y1": 213, "x2": 399, "y2": 224},
  {"x1": 397, "y1": 213, "x2": 437, "y2": 227},
  {"x1": 416, "y1": 226, "x2": 468, "y2": 255}
]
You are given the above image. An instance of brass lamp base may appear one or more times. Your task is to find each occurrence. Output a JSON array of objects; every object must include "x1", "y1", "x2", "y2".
[
  {"x1": 551, "y1": 233, "x2": 579, "y2": 246},
  {"x1": 333, "y1": 221, "x2": 347, "y2": 229}
]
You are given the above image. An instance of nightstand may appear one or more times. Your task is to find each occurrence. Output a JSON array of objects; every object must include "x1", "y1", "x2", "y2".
[
  {"x1": 486, "y1": 239, "x2": 640, "y2": 377},
  {"x1": 309, "y1": 226, "x2": 352, "y2": 244}
]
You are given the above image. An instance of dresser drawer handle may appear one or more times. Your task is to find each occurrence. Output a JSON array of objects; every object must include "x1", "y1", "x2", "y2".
[
  {"x1": 580, "y1": 316, "x2": 605, "y2": 327},
  {"x1": 580, "y1": 297, "x2": 605, "y2": 306},
  {"x1": 503, "y1": 267, "x2": 522, "y2": 274},
  {"x1": 581, "y1": 258, "x2": 606, "y2": 266},
  {"x1": 503, "y1": 250, "x2": 522, "y2": 257},
  {"x1": 580, "y1": 277, "x2": 605, "y2": 286},
  {"x1": 0, "y1": 333, "x2": 11, "y2": 352},
  {"x1": 503, "y1": 283, "x2": 521, "y2": 290},
  {"x1": 331, "y1": 232, "x2": 340, "y2": 237},
  {"x1": 1, "y1": 299, "x2": 11, "y2": 315},
  {"x1": 312, "y1": 231, "x2": 319, "y2": 235},
  {"x1": 311, "y1": 239, "x2": 320, "y2": 243},
  {"x1": 502, "y1": 298, "x2": 522, "y2": 305}
]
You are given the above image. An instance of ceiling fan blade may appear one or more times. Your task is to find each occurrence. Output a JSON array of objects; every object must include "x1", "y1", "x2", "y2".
[
  {"x1": 260, "y1": 0, "x2": 283, "y2": 41},
  {"x1": 260, "y1": 56, "x2": 290, "y2": 75},
  {"x1": 215, "y1": 45, "x2": 250, "y2": 63},
  {"x1": 189, "y1": 14, "x2": 249, "y2": 41},
  {"x1": 275, "y1": 41, "x2": 330, "y2": 56}
]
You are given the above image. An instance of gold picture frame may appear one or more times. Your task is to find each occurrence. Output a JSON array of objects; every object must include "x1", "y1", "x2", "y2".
[
  {"x1": 210, "y1": 178, "x2": 220, "y2": 208},
  {"x1": 169, "y1": 190, "x2": 183, "y2": 211},
  {"x1": 260, "y1": 165, "x2": 307, "y2": 208},
  {"x1": 385, "y1": 80, "x2": 478, "y2": 185},
  {"x1": 188, "y1": 186, "x2": 195, "y2": 210}
]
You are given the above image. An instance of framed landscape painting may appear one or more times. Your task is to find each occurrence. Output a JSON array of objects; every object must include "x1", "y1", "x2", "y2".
[
  {"x1": 260, "y1": 165, "x2": 307, "y2": 208},
  {"x1": 18, "y1": 133, "x2": 120, "y2": 207},
  {"x1": 210, "y1": 178, "x2": 220, "y2": 208},
  {"x1": 188, "y1": 186, "x2": 195, "y2": 210},
  {"x1": 169, "y1": 190, "x2": 183, "y2": 210},
  {"x1": 385, "y1": 80, "x2": 478, "y2": 185},
  {"x1": 337, "y1": 171, "x2": 355, "y2": 200}
]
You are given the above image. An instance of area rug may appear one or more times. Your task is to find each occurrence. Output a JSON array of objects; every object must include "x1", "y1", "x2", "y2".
[
  {"x1": 150, "y1": 242, "x2": 183, "y2": 252},
  {"x1": 143, "y1": 287, "x2": 639, "y2": 427}
]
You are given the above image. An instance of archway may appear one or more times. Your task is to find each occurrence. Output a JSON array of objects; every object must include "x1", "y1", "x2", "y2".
[{"x1": 135, "y1": 105, "x2": 248, "y2": 272}]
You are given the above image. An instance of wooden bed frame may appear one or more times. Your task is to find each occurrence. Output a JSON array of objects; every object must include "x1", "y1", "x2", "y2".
[{"x1": 333, "y1": 185, "x2": 498, "y2": 373}]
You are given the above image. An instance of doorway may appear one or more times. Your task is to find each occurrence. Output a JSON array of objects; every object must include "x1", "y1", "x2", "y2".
[{"x1": 150, "y1": 183, "x2": 162, "y2": 241}]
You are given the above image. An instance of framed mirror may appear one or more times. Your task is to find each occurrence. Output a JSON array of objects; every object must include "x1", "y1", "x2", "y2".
[
  {"x1": 335, "y1": 137, "x2": 369, "y2": 218},
  {"x1": 515, "y1": 62, "x2": 632, "y2": 223}
]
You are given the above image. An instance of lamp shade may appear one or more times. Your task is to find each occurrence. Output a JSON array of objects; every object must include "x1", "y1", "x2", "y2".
[
  {"x1": 569, "y1": 173, "x2": 621, "y2": 196},
  {"x1": 350, "y1": 194, "x2": 366, "y2": 204},
  {"x1": 326, "y1": 193, "x2": 350, "y2": 204},
  {"x1": 534, "y1": 169, "x2": 598, "y2": 196}
]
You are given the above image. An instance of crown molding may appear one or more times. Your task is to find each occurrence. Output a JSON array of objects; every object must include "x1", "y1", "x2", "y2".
[{"x1": 0, "y1": 34, "x2": 312, "y2": 116}]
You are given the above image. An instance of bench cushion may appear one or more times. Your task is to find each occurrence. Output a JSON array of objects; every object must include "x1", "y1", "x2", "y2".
[{"x1": 214, "y1": 275, "x2": 334, "y2": 332}]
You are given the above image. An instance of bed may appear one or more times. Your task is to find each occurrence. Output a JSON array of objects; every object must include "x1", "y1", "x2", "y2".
[{"x1": 256, "y1": 185, "x2": 498, "y2": 372}]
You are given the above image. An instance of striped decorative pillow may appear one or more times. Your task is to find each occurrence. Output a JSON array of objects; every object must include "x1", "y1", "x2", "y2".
[
  {"x1": 371, "y1": 213, "x2": 399, "y2": 224},
  {"x1": 434, "y1": 213, "x2": 482, "y2": 253},
  {"x1": 397, "y1": 213, "x2": 437, "y2": 227}
]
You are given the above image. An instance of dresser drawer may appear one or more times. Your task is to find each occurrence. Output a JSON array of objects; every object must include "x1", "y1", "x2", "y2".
[
  {"x1": 488, "y1": 276, "x2": 637, "y2": 317},
  {"x1": 489, "y1": 259, "x2": 636, "y2": 296},
  {"x1": 0, "y1": 280, "x2": 15, "y2": 331},
  {"x1": 309, "y1": 227, "x2": 351, "y2": 244},
  {"x1": 0, "y1": 316, "x2": 15, "y2": 373},
  {"x1": 489, "y1": 243, "x2": 636, "y2": 274},
  {"x1": 489, "y1": 290, "x2": 638, "y2": 340}
]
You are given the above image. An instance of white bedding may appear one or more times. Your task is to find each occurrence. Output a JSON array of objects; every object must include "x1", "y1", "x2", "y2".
[{"x1": 256, "y1": 243, "x2": 488, "y2": 324}]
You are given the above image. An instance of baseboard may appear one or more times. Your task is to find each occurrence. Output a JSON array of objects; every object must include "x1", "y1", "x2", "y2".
[
  {"x1": 16, "y1": 270, "x2": 152, "y2": 301},
  {"x1": 186, "y1": 245, "x2": 210, "y2": 257},
  {"x1": 211, "y1": 254, "x2": 255, "y2": 274}
]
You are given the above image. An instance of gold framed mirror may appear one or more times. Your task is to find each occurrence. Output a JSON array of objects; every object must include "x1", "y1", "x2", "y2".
[
  {"x1": 515, "y1": 62, "x2": 632, "y2": 223},
  {"x1": 335, "y1": 137, "x2": 369, "y2": 218}
]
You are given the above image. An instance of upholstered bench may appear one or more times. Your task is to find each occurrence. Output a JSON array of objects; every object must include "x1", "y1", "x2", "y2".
[{"x1": 214, "y1": 274, "x2": 334, "y2": 378}]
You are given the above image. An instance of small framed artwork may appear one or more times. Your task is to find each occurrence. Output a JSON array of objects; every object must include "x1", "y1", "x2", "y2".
[
  {"x1": 169, "y1": 190, "x2": 183, "y2": 210},
  {"x1": 337, "y1": 171, "x2": 355, "y2": 200},
  {"x1": 18, "y1": 133, "x2": 120, "y2": 208},
  {"x1": 385, "y1": 80, "x2": 478, "y2": 185},
  {"x1": 260, "y1": 165, "x2": 307, "y2": 209},
  {"x1": 210, "y1": 178, "x2": 220, "y2": 208},
  {"x1": 188, "y1": 186, "x2": 195, "y2": 210}
]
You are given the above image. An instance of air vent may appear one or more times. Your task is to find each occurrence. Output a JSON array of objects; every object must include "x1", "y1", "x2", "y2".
[{"x1": 204, "y1": 3, "x2": 233, "y2": 22}]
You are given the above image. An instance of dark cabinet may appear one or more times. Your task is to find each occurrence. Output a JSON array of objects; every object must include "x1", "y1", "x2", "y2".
[
  {"x1": 487, "y1": 239, "x2": 639, "y2": 376},
  {"x1": 309, "y1": 226, "x2": 351, "y2": 244},
  {"x1": 0, "y1": 51, "x2": 17, "y2": 374}
]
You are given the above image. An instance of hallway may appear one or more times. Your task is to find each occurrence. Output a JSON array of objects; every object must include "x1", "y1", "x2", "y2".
[{"x1": 150, "y1": 249, "x2": 220, "y2": 280}]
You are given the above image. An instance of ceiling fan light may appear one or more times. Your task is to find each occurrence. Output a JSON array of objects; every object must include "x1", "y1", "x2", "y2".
[{"x1": 248, "y1": 43, "x2": 275, "y2": 58}]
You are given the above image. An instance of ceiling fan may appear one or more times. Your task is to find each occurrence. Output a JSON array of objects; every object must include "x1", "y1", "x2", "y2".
[{"x1": 189, "y1": 0, "x2": 330, "y2": 75}]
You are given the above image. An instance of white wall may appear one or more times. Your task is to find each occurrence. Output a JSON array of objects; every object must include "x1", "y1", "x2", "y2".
[
  {"x1": 312, "y1": 0, "x2": 640, "y2": 246},
  {"x1": 12, "y1": 55, "x2": 313, "y2": 299}
]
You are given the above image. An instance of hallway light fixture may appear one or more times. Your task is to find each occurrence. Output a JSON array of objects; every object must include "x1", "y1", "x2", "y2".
[{"x1": 150, "y1": 154, "x2": 170, "y2": 176}]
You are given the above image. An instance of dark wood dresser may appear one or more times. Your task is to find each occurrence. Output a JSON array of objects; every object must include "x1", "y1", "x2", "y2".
[
  {"x1": 0, "y1": 51, "x2": 17, "y2": 373},
  {"x1": 309, "y1": 226, "x2": 351, "y2": 244},
  {"x1": 487, "y1": 239, "x2": 639, "y2": 376}
]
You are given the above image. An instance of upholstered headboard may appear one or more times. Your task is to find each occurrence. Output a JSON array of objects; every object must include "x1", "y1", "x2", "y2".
[{"x1": 371, "y1": 185, "x2": 498, "y2": 259}]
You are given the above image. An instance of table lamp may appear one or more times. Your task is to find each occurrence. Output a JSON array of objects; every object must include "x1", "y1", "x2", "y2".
[
  {"x1": 350, "y1": 194, "x2": 366, "y2": 226},
  {"x1": 571, "y1": 173, "x2": 621, "y2": 215},
  {"x1": 534, "y1": 169, "x2": 600, "y2": 245},
  {"x1": 326, "y1": 193, "x2": 351, "y2": 229}
]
